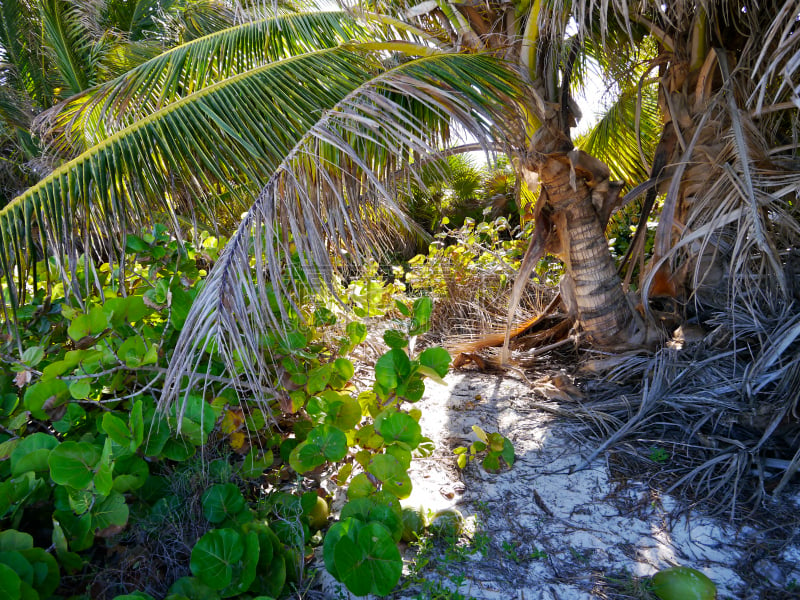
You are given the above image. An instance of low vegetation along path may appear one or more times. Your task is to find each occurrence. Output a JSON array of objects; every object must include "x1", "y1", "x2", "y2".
[{"x1": 321, "y1": 372, "x2": 799, "y2": 599}]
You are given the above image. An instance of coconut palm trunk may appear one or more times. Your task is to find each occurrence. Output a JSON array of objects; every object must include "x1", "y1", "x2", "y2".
[{"x1": 536, "y1": 153, "x2": 633, "y2": 345}]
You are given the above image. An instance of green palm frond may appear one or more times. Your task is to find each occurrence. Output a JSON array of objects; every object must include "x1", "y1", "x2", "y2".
[
  {"x1": 576, "y1": 80, "x2": 660, "y2": 186},
  {"x1": 108, "y1": 0, "x2": 185, "y2": 40},
  {"x1": 1, "y1": 46, "x2": 523, "y2": 327},
  {"x1": 1, "y1": 46, "x2": 384, "y2": 312},
  {"x1": 40, "y1": 0, "x2": 97, "y2": 96},
  {"x1": 0, "y1": 0, "x2": 54, "y2": 109},
  {"x1": 37, "y1": 11, "x2": 371, "y2": 154},
  {"x1": 163, "y1": 0, "x2": 242, "y2": 42},
  {"x1": 159, "y1": 52, "x2": 526, "y2": 416}
]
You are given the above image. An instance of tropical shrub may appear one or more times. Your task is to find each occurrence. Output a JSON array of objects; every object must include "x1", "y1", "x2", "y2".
[
  {"x1": 403, "y1": 216, "x2": 559, "y2": 336},
  {"x1": 0, "y1": 230, "x2": 452, "y2": 598}
]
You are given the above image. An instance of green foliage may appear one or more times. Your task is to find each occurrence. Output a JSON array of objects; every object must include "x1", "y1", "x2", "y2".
[
  {"x1": 648, "y1": 446, "x2": 670, "y2": 464},
  {"x1": 453, "y1": 426, "x2": 515, "y2": 472},
  {"x1": 406, "y1": 155, "x2": 519, "y2": 233},
  {"x1": 0, "y1": 229, "x2": 468, "y2": 598},
  {"x1": 403, "y1": 216, "x2": 562, "y2": 334}
]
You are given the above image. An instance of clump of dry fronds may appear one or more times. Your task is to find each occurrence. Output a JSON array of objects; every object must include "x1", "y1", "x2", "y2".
[{"x1": 562, "y1": 295, "x2": 800, "y2": 522}]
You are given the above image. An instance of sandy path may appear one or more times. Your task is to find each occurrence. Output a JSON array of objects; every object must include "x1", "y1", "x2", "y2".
[{"x1": 320, "y1": 371, "x2": 799, "y2": 599}]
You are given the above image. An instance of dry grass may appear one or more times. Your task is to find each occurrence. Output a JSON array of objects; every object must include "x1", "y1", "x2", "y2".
[{"x1": 83, "y1": 448, "x2": 232, "y2": 599}]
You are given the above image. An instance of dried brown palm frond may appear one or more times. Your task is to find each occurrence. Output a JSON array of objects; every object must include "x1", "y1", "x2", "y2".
[
  {"x1": 566, "y1": 297, "x2": 800, "y2": 519},
  {"x1": 159, "y1": 52, "x2": 528, "y2": 422},
  {"x1": 751, "y1": 0, "x2": 800, "y2": 112}
]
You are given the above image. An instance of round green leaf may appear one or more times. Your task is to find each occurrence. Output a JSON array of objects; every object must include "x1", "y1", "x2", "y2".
[
  {"x1": 112, "y1": 455, "x2": 149, "y2": 493},
  {"x1": 0, "y1": 530, "x2": 33, "y2": 552},
  {"x1": 168, "y1": 395, "x2": 216, "y2": 444},
  {"x1": 289, "y1": 440, "x2": 325, "y2": 474},
  {"x1": 311, "y1": 424, "x2": 348, "y2": 461},
  {"x1": 306, "y1": 363, "x2": 333, "y2": 395},
  {"x1": 367, "y1": 454, "x2": 413, "y2": 499},
  {"x1": 482, "y1": 452, "x2": 501, "y2": 472},
  {"x1": 341, "y1": 498, "x2": 402, "y2": 542},
  {"x1": 345, "y1": 322, "x2": 367, "y2": 345},
  {"x1": 245, "y1": 524, "x2": 285, "y2": 597},
  {"x1": 385, "y1": 443, "x2": 412, "y2": 469},
  {"x1": 51, "y1": 519, "x2": 84, "y2": 573},
  {"x1": 190, "y1": 529, "x2": 244, "y2": 591},
  {"x1": 323, "y1": 518, "x2": 362, "y2": 579},
  {"x1": 168, "y1": 577, "x2": 220, "y2": 600},
  {"x1": 23, "y1": 379, "x2": 69, "y2": 419},
  {"x1": 52, "y1": 403, "x2": 87, "y2": 433},
  {"x1": 0, "y1": 563, "x2": 21, "y2": 600},
  {"x1": 161, "y1": 436, "x2": 196, "y2": 462},
  {"x1": 382, "y1": 330, "x2": 408, "y2": 349},
  {"x1": 202, "y1": 484, "x2": 246, "y2": 524},
  {"x1": 48, "y1": 441, "x2": 101, "y2": 489},
  {"x1": 333, "y1": 358, "x2": 354, "y2": 380},
  {"x1": 400, "y1": 376, "x2": 426, "y2": 402},
  {"x1": 412, "y1": 296, "x2": 433, "y2": 324},
  {"x1": 289, "y1": 424, "x2": 347, "y2": 474},
  {"x1": 65, "y1": 486, "x2": 94, "y2": 515},
  {"x1": 104, "y1": 295, "x2": 152, "y2": 326},
  {"x1": 19, "y1": 547, "x2": 60, "y2": 597},
  {"x1": 219, "y1": 530, "x2": 259, "y2": 598},
  {"x1": 53, "y1": 509, "x2": 93, "y2": 552},
  {"x1": 501, "y1": 437, "x2": 515, "y2": 467},
  {"x1": 92, "y1": 491, "x2": 129, "y2": 531},
  {"x1": 346, "y1": 473, "x2": 377, "y2": 499},
  {"x1": 67, "y1": 306, "x2": 109, "y2": 341},
  {"x1": 102, "y1": 412, "x2": 131, "y2": 446},
  {"x1": 374, "y1": 349, "x2": 411, "y2": 390},
  {"x1": 0, "y1": 393, "x2": 18, "y2": 417},
  {"x1": 10, "y1": 433, "x2": 59, "y2": 476},
  {"x1": 374, "y1": 410, "x2": 422, "y2": 449},
  {"x1": 68, "y1": 378, "x2": 92, "y2": 400},
  {"x1": 240, "y1": 448, "x2": 273, "y2": 479},
  {"x1": 333, "y1": 522, "x2": 402, "y2": 596},
  {"x1": 20, "y1": 346, "x2": 44, "y2": 368},
  {"x1": 0, "y1": 551, "x2": 32, "y2": 586},
  {"x1": 322, "y1": 392, "x2": 361, "y2": 431},
  {"x1": 418, "y1": 347, "x2": 452, "y2": 378}
]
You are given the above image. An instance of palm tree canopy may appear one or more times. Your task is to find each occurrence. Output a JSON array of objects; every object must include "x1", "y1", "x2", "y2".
[
  {"x1": 0, "y1": 4, "x2": 528, "y2": 411},
  {"x1": 2, "y1": 0, "x2": 799, "y2": 426}
]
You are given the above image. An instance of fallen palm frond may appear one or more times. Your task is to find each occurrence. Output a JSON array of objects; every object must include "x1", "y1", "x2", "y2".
[{"x1": 559, "y1": 297, "x2": 800, "y2": 520}]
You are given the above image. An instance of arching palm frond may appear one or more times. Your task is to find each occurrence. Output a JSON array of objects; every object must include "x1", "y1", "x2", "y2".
[
  {"x1": 1, "y1": 47, "x2": 387, "y2": 313},
  {"x1": 0, "y1": 42, "x2": 526, "y2": 402},
  {"x1": 160, "y1": 52, "x2": 526, "y2": 419},
  {"x1": 38, "y1": 11, "x2": 371, "y2": 154},
  {"x1": 752, "y1": 0, "x2": 800, "y2": 111}
]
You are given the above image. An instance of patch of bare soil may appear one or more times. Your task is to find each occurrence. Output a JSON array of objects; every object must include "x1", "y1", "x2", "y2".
[{"x1": 318, "y1": 371, "x2": 800, "y2": 599}]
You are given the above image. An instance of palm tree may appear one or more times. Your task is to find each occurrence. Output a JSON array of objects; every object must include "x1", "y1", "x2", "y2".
[
  {"x1": 0, "y1": 0, "x2": 247, "y2": 206},
  {"x1": 1, "y1": 1, "x2": 798, "y2": 508},
  {"x1": 0, "y1": 3, "x2": 527, "y2": 402}
]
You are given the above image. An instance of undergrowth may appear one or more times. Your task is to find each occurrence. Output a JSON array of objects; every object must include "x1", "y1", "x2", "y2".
[{"x1": 0, "y1": 224, "x2": 519, "y2": 599}]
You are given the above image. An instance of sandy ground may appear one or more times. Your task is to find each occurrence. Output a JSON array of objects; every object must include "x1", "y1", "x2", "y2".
[{"x1": 319, "y1": 371, "x2": 800, "y2": 599}]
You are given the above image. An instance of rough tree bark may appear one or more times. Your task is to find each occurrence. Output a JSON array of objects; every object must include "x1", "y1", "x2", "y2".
[{"x1": 536, "y1": 154, "x2": 634, "y2": 345}]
